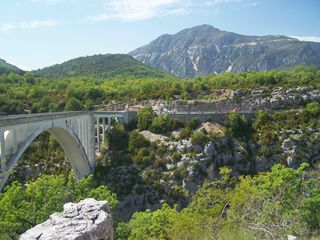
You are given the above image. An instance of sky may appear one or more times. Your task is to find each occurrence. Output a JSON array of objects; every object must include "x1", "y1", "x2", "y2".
[{"x1": 0, "y1": 0, "x2": 319, "y2": 70}]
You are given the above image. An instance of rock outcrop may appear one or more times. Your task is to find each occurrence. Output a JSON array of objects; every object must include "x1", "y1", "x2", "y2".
[{"x1": 20, "y1": 198, "x2": 113, "y2": 240}]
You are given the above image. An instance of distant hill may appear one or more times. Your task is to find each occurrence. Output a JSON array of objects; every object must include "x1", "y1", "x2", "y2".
[
  {"x1": 32, "y1": 54, "x2": 168, "y2": 78},
  {"x1": 0, "y1": 59, "x2": 23, "y2": 74},
  {"x1": 129, "y1": 24, "x2": 320, "y2": 78}
]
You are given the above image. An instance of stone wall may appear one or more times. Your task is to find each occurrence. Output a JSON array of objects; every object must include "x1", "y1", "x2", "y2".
[{"x1": 167, "y1": 112, "x2": 255, "y2": 124}]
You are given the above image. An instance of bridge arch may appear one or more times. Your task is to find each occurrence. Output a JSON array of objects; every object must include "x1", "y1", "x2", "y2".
[{"x1": 1, "y1": 121, "x2": 92, "y2": 191}]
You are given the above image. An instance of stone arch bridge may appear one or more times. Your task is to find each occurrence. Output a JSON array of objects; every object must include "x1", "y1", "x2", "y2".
[{"x1": 0, "y1": 111, "x2": 136, "y2": 191}]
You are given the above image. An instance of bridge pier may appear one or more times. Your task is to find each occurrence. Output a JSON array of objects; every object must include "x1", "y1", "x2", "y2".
[
  {"x1": 96, "y1": 117, "x2": 100, "y2": 152},
  {"x1": 0, "y1": 130, "x2": 6, "y2": 173}
]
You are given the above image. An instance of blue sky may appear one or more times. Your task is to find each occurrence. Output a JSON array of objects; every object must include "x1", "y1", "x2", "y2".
[{"x1": 0, "y1": 0, "x2": 319, "y2": 70}]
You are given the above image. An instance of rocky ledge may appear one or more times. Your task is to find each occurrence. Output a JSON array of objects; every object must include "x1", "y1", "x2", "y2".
[{"x1": 20, "y1": 198, "x2": 113, "y2": 240}]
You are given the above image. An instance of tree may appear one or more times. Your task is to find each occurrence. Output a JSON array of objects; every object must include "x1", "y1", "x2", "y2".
[
  {"x1": 305, "y1": 102, "x2": 320, "y2": 117},
  {"x1": 186, "y1": 118, "x2": 200, "y2": 130},
  {"x1": 132, "y1": 147, "x2": 155, "y2": 168},
  {"x1": 150, "y1": 114, "x2": 170, "y2": 134},
  {"x1": 85, "y1": 99, "x2": 94, "y2": 110},
  {"x1": 191, "y1": 130, "x2": 209, "y2": 147},
  {"x1": 106, "y1": 124, "x2": 128, "y2": 150},
  {"x1": 227, "y1": 112, "x2": 252, "y2": 139},
  {"x1": 64, "y1": 97, "x2": 83, "y2": 111},
  {"x1": 137, "y1": 106, "x2": 157, "y2": 130},
  {"x1": 117, "y1": 204, "x2": 177, "y2": 240},
  {"x1": 128, "y1": 130, "x2": 150, "y2": 153},
  {"x1": 86, "y1": 88, "x2": 104, "y2": 101},
  {"x1": 23, "y1": 72, "x2": 36, "y2": 85},
  {"x1": 253, "y1": 110, "x2": 272, "y2": 131}
]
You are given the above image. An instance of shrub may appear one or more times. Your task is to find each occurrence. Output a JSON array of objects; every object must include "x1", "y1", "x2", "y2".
[
  {"x1": 64, "y1": 97, "x2": 83, "y2": 111},
  {"x1": 132, "y1": 147, "x2": 155, "y2": 168},
  {"x1": 106, "y1": 124, "x2": 128, "y2": 150},
  {"x1": 172, "y1": 152, "x2": 182, "y2": 163},
  {"x1": 137, "y1": 106, "x2": 157, "y2": 130},
  {"x1": 128, "y1": 131, "x2": 150, "y2": 153},
  {"x1": 187, "y1": 118, "x2": 200, "y2": 130},
  {"x1": 305, "y1": 102, "x2": 320, "y2": 117},
  {"x1": 179, "y1": 127, "x2": 192, "y2": 139},
  {"x1": 227, "y1": 112, "x2": 252, "y2": 139},
  {"x1": 191, "y1": 130, "x2": 209, "y2": 147},
  {"x1": 150, "y1": 114, "x2": 170, "y2": 134}
]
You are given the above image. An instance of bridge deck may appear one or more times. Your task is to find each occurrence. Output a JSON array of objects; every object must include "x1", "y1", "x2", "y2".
[
  {"x1": 0, "y1": 111, "x2": 90, "y2": 127},
  {"x1": 0, "y1": 111, "x2": 132, "y2": 128}
]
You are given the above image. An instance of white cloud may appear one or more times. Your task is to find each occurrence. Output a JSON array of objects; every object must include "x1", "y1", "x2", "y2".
[
  {"x1": 88, "y1": 0, "x2": 244, "y2": 22},
  {"x1": 0, "y1": 20, "x2": 58, "y2": 31},
  {"x1": 31, "y1": 0, "x2": 66, "y2": 5},
  {"x1": 204, "y1": 0, "x2": 243, "y2": 6},
  {"x1": 290, "y1": 36, "x2": 320, "y2": 43},
  {"x1": 88, "y1": 0, "x2": 184, "y2": 22}
]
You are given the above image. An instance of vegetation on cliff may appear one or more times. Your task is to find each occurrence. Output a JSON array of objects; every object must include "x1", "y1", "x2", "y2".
[{"x1": 116, "y1": 164, "x2": 320, "y2": 239}]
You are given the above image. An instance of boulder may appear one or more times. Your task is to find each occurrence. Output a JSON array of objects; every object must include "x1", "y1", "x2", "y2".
[{"x1": 20, "y1": 198, "x2": 113, "y2": 240}]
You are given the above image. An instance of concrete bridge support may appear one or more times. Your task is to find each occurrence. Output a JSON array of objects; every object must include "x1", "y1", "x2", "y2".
[
  {"x1": 0, "y1": 112, "x2": 95, "y2": 191},
  {"x1": 94, "y1": 113, "x2": 126, "y2": 152}
]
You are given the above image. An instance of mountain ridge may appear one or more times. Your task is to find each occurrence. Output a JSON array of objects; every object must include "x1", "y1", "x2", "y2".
[
  {"x1": 0, "y1": 59, "x2": 24, "y2": 74},
  {"x1": 32, "y1": 54, "x2": 168, "y2": 79},
  {"x1": 129, "y1": 24, "x2": 320, "y2": 78}
]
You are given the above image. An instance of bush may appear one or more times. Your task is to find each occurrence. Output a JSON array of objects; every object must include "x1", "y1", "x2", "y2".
[
  {"x1": 64, "y1": 97, "x2": 83, "y2": 111},
  {"x1": 191, "y1": 130, "x2": 209, "y2": 147},
  {"x1": 137, "y1": 106, "x2": 157, "y2": 130},
  {"x1": 187, "y1": 118, "x2": 200, "y2": 130},
  {"x1": 168, "y1": 118, "x2": 185, "y2": 131},
  {"x1": 128, "y1": 131, "x2": 150, "y2": 153},
  {"x1": 172, "y1": 152, "x2": 182, "y2": 163},
  {"x1": 132, "y1": 147, "x2": 155, "y2": 168},
  {"x1": 227, "y1": 112, "x2": 252, "y2": 139},
  {"x1": 253, "y1": 110, "x2": 272, "y2": 131},
  {"x1": 305, "y1": 102, "x2": 320, "y2": 117},
  {"x1": 179, "y1": 127, "x2": 192, "y2": 139},
  {"x1": 150, "y1": 114, "x2": 170, "y2": 134},
  {"x1": 106, "y1": 124, "x2": 128, "y2": 150}
]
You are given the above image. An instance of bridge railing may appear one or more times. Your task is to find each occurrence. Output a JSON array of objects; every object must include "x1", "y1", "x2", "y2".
[{"x1": 0, "y1": 111, "x2": 90, "y2": 127}]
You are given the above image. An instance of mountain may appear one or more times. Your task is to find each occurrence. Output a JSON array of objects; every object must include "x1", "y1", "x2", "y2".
[
  {"x1": 129, "y1": 24, "x2": 320, "y2": 78},
  {"x1": 32, "y1": 54, "x2": 167, "y2": 78},
  {"x1": 0, "y1": 59, "x2": 23, "y2": 74}
]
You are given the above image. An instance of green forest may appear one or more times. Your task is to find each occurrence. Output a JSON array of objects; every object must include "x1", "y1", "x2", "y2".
[{"x1": 0, "y1": 65, "x2": 319, "y2": 114}]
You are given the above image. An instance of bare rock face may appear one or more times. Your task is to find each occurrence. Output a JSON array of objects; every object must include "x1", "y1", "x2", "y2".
[
  {"x1": 130, "y1": 24, "x2": 320, "y2": 78},
  {"x1": 20, "y1": 198, "x2": 113, "y2": 240}
]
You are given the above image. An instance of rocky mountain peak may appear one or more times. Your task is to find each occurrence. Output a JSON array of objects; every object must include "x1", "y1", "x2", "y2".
[{"x1": 129, "y1": 24, "x2": 320, "y2": 78}]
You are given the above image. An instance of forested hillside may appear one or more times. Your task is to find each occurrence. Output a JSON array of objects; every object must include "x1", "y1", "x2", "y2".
[
  {"x1": 1, "y1": 66, "x2": 319, "y2": 114},
  {"x1": 32, "y1": 54, "x2": 168, "y2": 79},
  {"x1": 0, "y1": 59, "x2": 23, "y2": 74}
]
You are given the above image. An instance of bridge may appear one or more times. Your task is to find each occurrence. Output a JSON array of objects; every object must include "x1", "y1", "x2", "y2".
[
  {"x1": 0, "y1": 111, "x2": 134, "y2": 191},
  {"x1": 0, "y1": 110, "x2": 253, "y2": 191}
]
